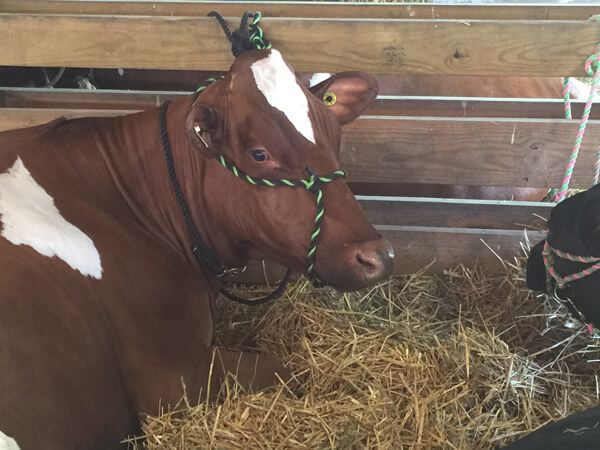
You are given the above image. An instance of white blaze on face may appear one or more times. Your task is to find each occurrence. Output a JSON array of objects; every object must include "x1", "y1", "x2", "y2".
[
  {"x1": 309, "y1": 73, "x2": 331, "y2": 88},
  {"x1": 251, "y1": 49, "x2": 316, "y2": 144},
  {"x1": 0, "y1": 158, "x2": 103, "y2": 279},
  {"x1": 0, "y1": 431, "x2": 20, "y2": 450}
]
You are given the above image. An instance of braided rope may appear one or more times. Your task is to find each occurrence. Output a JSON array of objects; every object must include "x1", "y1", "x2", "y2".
[
  {"x1": 208, "y1": 10, "x2": 271, "y2": 58},
  {"x1": 555, "y1": 14, "x2": 600, "y2": 203},
  {"x1": 563, "y1": 77, "x2": 573, "y2": 120},
  {"x1": 543, "y1": 240, "x2": 600, "y2": 335},
  {"x1": 249, "y1": 12, "x2": 271, "y2": 50},
  {"x1": 542, "y1": 240, "x2": 600, "y2": 286},
  {"x1": 216, "y1": 154, "x2": 346, "y2": 281},
  {"x1": 543, "y1": 240, "x2": 600, "y2": 334},
  {"x1": 161, "y1": 100, "x2": 296, "y2": 305},
  {"x1": 159, "y1": 102, "x2": 225, "y2": 275}
]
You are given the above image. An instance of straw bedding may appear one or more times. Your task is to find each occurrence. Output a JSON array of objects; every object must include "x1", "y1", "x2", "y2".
[{"x1": 131, "y1": 250, "x2": 600, "y2": 449}]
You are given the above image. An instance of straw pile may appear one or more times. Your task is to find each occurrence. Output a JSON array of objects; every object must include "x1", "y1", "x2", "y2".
[{"x1": 131, "y1": 252, "x2": 600, "y2": 449}]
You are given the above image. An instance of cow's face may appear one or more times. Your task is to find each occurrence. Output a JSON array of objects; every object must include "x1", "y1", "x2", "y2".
[
  {"x1": 527, "y1": 184, "x2": 600, "y2": 327},
  {"x1": 184, "y1": 49, "x2": 393, "y2": 291}
]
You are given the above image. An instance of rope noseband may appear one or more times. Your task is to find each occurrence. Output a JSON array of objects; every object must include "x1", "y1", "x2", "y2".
[
  {"x1": 214, "y1": 154, "x2": 346, "y2": 283},
  {"x1": 542, "y1": 240, "x2": 600, "y2": 334},
  {"x1": 159, "y1": 90, "x2": 345, "y2": 302}
]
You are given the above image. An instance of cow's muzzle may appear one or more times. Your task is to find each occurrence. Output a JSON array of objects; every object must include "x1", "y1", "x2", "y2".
[{"x1": 317, "y1": 236, "x2": 395, "y2": 292}]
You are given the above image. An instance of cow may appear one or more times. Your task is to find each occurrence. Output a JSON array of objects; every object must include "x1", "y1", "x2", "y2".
[{"x1": 0, "y1": 47, "x2": 394, "y2": 449}]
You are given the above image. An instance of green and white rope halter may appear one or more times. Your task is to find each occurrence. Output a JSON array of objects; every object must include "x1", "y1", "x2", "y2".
[
  {"x1": 248, "y1": 12, "x2": 271, "y2": 50},
  {"x1": 195, "y1": 78, "x2": 346, "y2": 282},
  {"x1": 215, "y1": 154, "x2": 346, "y2": 282}
]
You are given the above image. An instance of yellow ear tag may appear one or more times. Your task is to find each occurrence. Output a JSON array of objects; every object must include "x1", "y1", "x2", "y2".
[{"x1": 323, "y1": 92, "x2": 337, "y2": 106}]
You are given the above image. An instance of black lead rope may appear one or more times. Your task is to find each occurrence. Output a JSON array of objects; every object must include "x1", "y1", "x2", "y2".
[
  {"x1": 159, "y1": 102, "x2": 224, "y2": 276},
  {"x1": 159, "y1": 101, "x2": 292, "y2": 305},
  {"x1": 219, "y1": 268, "x2": 294, "y2": 306}
]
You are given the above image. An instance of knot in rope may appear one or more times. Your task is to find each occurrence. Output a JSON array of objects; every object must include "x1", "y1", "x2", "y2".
[{"x1": 208, "y1": 11, "x2": 271, "y2": 58}]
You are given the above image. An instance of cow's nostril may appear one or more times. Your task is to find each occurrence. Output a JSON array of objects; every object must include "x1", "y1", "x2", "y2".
[{"x1": 356, "y1": 251, "x2": 379, "y2": 270}]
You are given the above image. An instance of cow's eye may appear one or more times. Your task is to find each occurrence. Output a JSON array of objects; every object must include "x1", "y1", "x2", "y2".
[{"x1": 251, "y1": 150, "x2": 268, "y2": 162}]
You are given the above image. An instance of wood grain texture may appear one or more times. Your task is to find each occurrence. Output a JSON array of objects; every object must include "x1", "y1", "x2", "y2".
[
  {"x1": 3, "y1": 89, "x2": 598, "y2": 120},
  {"x1": 3, "y1": 1, "x2": 598, "y2": 21},
  {"x1": 0, "y1": 15, "x2": 598, "y2": 76},
  {"x1": 368, "y1": 97, "x2": 600, "y2": 119},
  {"x1": 2, "y1": 109, "x2": 599, "y2": 189},
  {"x1": 232, "y1": 227, "x2": 545, "y2": 283},
  {"x1": 341, "y1": 117, "x2": 600, "y2": 188}
]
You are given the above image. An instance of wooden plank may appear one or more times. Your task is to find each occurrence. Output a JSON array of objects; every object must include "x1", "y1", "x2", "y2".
[
  {"x1": 368, "y1": 97, "x2": 600, "y2": 120},
  {"x1": 1, "y1": 109, "x2": 599, "y2": 189},
  {"x1": 3, "y1": 89, "x2": 599, "y2": 120},
  {"x1": 357, "y1": 197, "x2": 552, "y2": 230},
  {"x1": 0, "y1": 108, "x2": 134, "y2": 131},
  {"x1": 2, "y1": 1, "x2": 598, "y2": 21},
  {"x1": 0, "y1": 15, "x2": 598, "y2": 76},
  {"x1": 341, "y1": 116, "x2": 600, "y2": 189},
  {"x1": 231, "y1": 227, "x2": 546, "y2": 283},
  {"x1": 0, "y1": 88, "x2": 183, "y2": 110}
]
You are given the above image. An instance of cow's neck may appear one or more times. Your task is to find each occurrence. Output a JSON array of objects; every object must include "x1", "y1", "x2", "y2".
[{"x1": 96, "y1": 97, "x2": 245, "y2": 286}]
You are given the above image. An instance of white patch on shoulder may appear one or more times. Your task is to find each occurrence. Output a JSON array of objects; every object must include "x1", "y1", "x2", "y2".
[
  {"x1": 0, "y1": 158, "x2": 103, "y2": 279},
  {"x1": 251, "y1": 49, "x2": 315, "y2": 144},
  {"x1": 0, "y1": 430, "x2": 20, "y2": 450}
]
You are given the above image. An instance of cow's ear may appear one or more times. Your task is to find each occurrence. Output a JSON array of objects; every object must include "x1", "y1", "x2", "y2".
[
  {"x1": 309, "y1": 72, "x2": 378, "y2": 125},
  {"x1": 185, "y1": 103, "x2": 220, "y2": 159}
]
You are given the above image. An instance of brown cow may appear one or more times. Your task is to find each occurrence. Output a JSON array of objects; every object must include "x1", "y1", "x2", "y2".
[{"x1": 0, "y1": 49, "x2": 393, "y2": 449}]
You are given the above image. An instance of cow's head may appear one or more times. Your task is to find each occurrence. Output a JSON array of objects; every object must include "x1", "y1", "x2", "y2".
[
  {"x1": 183, "y1": 49, "x2": 393, "y2": 291},
  {"x1": 527, "y1": 184, "x2": 600, "y2": 328}
]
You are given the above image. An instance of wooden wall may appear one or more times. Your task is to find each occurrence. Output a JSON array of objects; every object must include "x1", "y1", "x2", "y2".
[{"x1": 2, "y1": 1, "x2": 599, "y2": 281}]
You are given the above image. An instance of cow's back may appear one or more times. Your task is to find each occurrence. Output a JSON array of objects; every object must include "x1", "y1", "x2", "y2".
[{"x1": 0, "y1": 117, "x2": 214, "y2": 449}]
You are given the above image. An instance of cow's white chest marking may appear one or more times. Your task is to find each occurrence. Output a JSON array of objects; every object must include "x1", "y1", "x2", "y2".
[
  {"x1": 251, "y1": 49, "x2": 316, "y2": 144},
  {"x1": 0, "y1": 430, "x2": 20, "y2": 450},
  {"x1": 0, "y1": 158, "x2": 103, "y2": 279}
]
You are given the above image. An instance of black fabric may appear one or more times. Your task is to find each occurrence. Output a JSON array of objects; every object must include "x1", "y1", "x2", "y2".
[
  {"x1": 159, "y1": 101, "x2": 291, "y2": 304},
  {"x1": 499, "y1": 404, "x2": 600, "y2": 450},
  {"x1": 526, "y1": 240, "x2": 548, "y2": 293}
]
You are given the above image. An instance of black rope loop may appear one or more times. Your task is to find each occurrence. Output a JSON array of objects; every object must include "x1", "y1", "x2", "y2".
[
  {"x1": 159, "y1": 101, "x2": 292, "y2": 305},
  {"x1": 159, "y1": 101, "x2": 225, "y2": 275},
  {"x1": 207, "y1": 11, "x2": 233, "y2": 43},
  {"x1": 220, "y1": 268, "x2": 293, "y2": 305},
  {"x1": 305, "y1": 166, "x2": 324, "y2": 196}
]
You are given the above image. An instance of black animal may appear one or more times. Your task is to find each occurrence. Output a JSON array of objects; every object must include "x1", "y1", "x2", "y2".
[
  {"x1": 527, "y1": 184, "x2": 600, "y2": 332},
  {"x1": 500, "y1": 404, "x2": 600, "y2": 450},
  {"x1": 506, "y1": 185, "x2": 600, "y2": 450}
]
